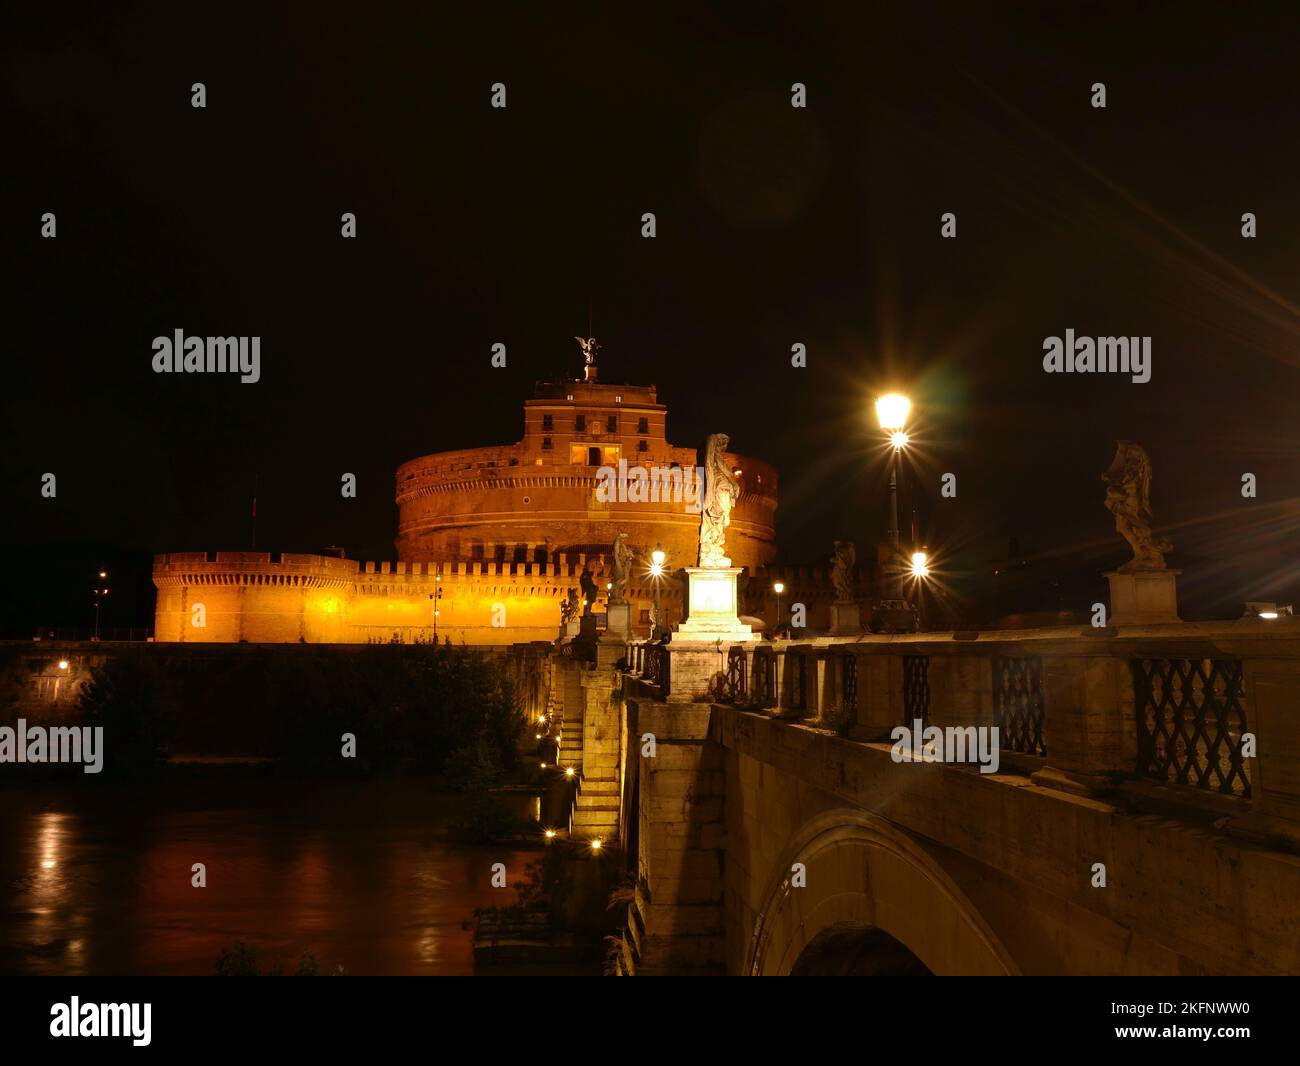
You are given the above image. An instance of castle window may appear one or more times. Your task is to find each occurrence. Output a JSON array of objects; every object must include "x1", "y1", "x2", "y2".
[
  {"x1": 606, "y1": 415, "x2": 617, "y2": 432},
  {"x1": 615, "y1": 394, "x2": 622, "y2": 403},
  {"x1": 637, "y1": 417, "x2": 649, "y2": 434},
  {"x1": 472, "y1": 544, "x2": 485, "y2": 562},
  {"x1": 542, "y1": 436, "x2": 552, "y2": 450},
  {"x1": 512, "y1": 545, "x2": 527, "y2": 564},
  {"x1": 533, "y1": 546, "x2": 547, "y2": 564},
  {"x1": 588, "y1": 446, "x2": 601, "y2": 466},
  {"x1": 542, "y1": 414, "x2": 553, "y2": 431},
  {"x1": 638, "y1": 439, "x2": 648, "y2": 452},
  {"x1": 639, "y1": 609, "x2": 651, "y2": 624},
  {"x1": 575, "y1": 415, "x2": 586, "y2": 432}
]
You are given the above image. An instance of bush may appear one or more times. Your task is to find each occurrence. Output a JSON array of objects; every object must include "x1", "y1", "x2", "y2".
[
  {"x1": 265, "y1": 642, "x2": 528, "y2": 779},
  {"x1": 448, "y1": 792, "x2": 524, "y2": 843},
  {"x1": 77, "y1": 654, "x2": 172, "y2": 775}
]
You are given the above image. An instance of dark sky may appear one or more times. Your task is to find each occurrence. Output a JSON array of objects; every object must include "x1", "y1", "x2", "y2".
[{"x1": 7, "y1": 1, "x2": 1300, "y2": 630}]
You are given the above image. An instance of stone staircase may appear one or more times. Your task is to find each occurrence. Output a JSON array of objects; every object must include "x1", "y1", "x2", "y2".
[
  {"x1": 571, "y1": 772, "x2": 620, "y2": 839},
  {"x1": 552, "y1": 644, "x2": 624, "y2": 842},
  {"x1": 557, "y1": 717, "x2": 584, "y2": 774}
]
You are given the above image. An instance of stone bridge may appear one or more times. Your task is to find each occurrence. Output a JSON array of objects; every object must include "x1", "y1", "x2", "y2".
[{"x1": 594, "y1": 624, "x2": 1300, "y2": 975}]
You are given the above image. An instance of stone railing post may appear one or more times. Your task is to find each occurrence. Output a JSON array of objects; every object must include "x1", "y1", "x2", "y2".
[
  {"x1": 851, "y1": 652, "x2": 902, "y2": 740},
  {"x1": 1228, "y1": 658, "x2": 1300, "y2": 850},
  {"x1": 924, "y1": 654, "x2": 991, "y2": 731},
  {"x1": 773, "y1": 647, "x2": 789, "y2": 713},
  {"x1": 1031, "y1": 655, "x2": 1134, "y2": 796},
  {"x1": 814, "y1": 650, "x2": 830, "y2": 722}
]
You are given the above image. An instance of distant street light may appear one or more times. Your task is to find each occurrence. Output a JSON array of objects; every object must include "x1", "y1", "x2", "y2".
[
  {"x1": 910, "y1": 550, "x2": 929, "y2": 578},
  {"x1": 773, "y1": 581, "x2": 785, "y2": 638},
  {"x1": 429, "y1": 572, "x2": 443, "y2": 642},
  {"x1": 92, "y1": 568, "x2": 110, "y2": 642}
]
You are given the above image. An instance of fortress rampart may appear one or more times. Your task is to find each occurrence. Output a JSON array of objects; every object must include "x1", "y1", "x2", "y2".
[{"x1": 153, "y1": 550, "x2": 688, "y2": 645}]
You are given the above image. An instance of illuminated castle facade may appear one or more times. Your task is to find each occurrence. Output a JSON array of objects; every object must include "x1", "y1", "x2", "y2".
[{"x1": 153, "y1": 347, "x2": 779, "y2": 644}]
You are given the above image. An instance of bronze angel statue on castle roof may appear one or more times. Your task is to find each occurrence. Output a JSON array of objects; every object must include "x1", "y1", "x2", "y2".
[{"x1": 1103, "y1": 441, "x2": 1173, "y2": 572}]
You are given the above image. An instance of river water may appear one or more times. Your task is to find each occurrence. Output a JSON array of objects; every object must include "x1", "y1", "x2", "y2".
[{"x1": 0, "y1": 779, "x2": 546, "y2": 976}]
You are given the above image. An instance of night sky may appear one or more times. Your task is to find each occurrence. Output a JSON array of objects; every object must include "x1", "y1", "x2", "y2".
[{"x1": 7, "y1": 2, "x2": 1300, "y2": 633}]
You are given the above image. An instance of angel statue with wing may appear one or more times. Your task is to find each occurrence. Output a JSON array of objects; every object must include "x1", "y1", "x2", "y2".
[{"x1": 1103, "y1": 441, "x2": 1173, "y2": 572}]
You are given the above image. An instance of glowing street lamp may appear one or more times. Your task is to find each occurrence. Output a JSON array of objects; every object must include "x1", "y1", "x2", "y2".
[
  {"x1": 876, "y1": 393, "x2": 911, "y2": 432},
  {"x1": 874, "y1": 394, "x2": 911, "y2": 604},
  {"x1": 910, "y1": 551, "x2": 929, "y2": 579},
  {"x1": 649, "y1": 545, "x2": 666, "y2": 637},
  {"x1": 773, "y1": 581, "x2": 785, "y2": 638}
]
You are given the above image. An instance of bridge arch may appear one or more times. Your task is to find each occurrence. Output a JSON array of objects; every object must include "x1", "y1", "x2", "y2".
[{"x1": 745, "y1": 809, "x2": 1020, "y2": 976}]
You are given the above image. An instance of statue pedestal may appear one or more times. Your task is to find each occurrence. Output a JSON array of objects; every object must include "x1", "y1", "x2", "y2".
[
  {"x1": 557, "y1": 620, "x2": 580, "y2": 643},
  {"x1": 604, "y1": 602, "x2": 633, "y2": 643},
  {"x1": 828, "y1": 602, "x2": 861, "y2": 635},
  {"x1": 673, "y1": 567, "x2": 755, "y2": 643},
  {"x1": 1106, "y1": 569, "x2": 1181, "y2": 626}
]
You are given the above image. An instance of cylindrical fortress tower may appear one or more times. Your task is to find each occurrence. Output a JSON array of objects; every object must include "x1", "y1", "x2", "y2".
[{"x1": 395, "y1": 373, "x2": 778, "y2": 574}]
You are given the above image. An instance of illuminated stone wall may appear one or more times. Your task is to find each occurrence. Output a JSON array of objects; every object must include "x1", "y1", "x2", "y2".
[
  {"x1": 153, "y1": 552, "x2": 687, "y2": 645},
  {"x1": 153, "y1": 553, "x2": 354, "y2": 643}
]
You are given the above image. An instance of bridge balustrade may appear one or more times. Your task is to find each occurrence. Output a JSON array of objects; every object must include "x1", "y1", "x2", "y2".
[
  {"x1": 1133, "y1": 656, "x2": 1251, "y2": 797},
  {"x1": 719, "y1": 645, "x2": 748, "y2": 704},
  {"x1": 901, "y1": 654, "x2": 930, "y2": 726},
  {"x1": 991, "y1": 655, "x2": 1046, "y2": 756},
  {"x1": 643, "y1": 642, "x2": 670, "y2": 694},
  {"x1": 751, "y1": 647, "x2": 777, "y2": 708},
  {"x1": 779, "y1": 646, "x2": 814, "y2": 716},
  {"x1": 627, "y1": 625, "x2": 1297, "y2": 817},
  {"x1": 836, "y1": 652, "x2": 858, "y2": 720},
  {"x1": 616, "y1": 627, "x2": 1280, "y2": 813}
]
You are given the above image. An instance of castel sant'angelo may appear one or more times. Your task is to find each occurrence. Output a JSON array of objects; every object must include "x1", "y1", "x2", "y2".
[{"x1": 152, "y1": 341, "x2": 781, "y2": 644}]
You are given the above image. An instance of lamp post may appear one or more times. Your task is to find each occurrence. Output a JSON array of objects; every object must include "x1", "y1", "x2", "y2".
[
  {"x1": 92, "y1": 569, "x2": 110, "y2": 642},
  {"x1": 649, "y1": 546, "x2": 666, "y2": 639},
  {"x1": 772, "y1": 581, "x2": 785, "y2": 638},
  {"x1": 429, "y1": 572, "x2": 442, "y2": 643},
  {"x1": 875, "y1": 394, "x2": 911, "y2": 605}
]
